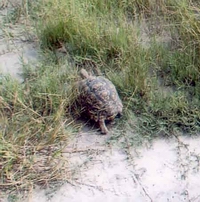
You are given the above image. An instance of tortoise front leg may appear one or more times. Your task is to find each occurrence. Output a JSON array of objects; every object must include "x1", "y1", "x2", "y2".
[{"x1": 99, "y1": 119, "x2": 108, "y2": 134}]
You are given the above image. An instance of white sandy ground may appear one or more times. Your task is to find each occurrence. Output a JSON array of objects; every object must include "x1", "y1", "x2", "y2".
[
  {"x1": 3, "y1": 132, "x2": 200, "y2": 202},
  {"x1": 0, "y1": 3, "x2": 38, "y2": 81},
  {"x1": 1, "y1": 3, "x2": 200, "y2": 202}
]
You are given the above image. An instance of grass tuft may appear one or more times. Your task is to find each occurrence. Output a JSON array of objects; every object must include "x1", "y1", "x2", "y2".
[{"x1": 0, "y1": 60, "x2": 78, "y2": 191}]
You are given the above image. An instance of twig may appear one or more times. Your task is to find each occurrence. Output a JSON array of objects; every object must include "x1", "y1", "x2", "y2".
[
  {"x1": 122, "y1": 131, "x2": 154, "y2": 202},
  {"x1": 62, "y1": 147, "x2": 106, "y2": 154}
]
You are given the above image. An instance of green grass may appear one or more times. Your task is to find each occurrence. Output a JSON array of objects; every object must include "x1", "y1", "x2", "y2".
[
  {"x1": 1, "y1": 0, "x2": 200, "y2": 193},
  {"x1": 35, "y1": 0, "x2": 200, "y2": 136},
  {"x1": 0, "y1": 59, "x2": 78, "y2": 192}
]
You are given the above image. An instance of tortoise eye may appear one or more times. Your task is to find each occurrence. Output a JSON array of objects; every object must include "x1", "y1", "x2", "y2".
[{"x1": 115, "y1": 113, "x2": 122, "y2": 118}]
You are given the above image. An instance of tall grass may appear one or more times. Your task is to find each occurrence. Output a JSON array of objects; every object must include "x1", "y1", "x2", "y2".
[
  {"x1": 0, "y1": 60, "x2": 77, "y2": 191},
  {"x1": 37, "y1": 0, "x2": 152, "y2": 96},
  {"x1": 36, "y1": 0, "x2": 200, "y2": 134}
]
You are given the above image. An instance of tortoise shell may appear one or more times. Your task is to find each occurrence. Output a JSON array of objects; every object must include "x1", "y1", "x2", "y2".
[{"x1": 78, "y1": 69, "x2": 123, "y2": 134}]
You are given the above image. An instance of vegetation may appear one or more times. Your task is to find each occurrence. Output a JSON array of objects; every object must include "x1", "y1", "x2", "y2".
[
  {"x1": 0, "y1": 61, "x2": 77, "y2": 192},
  {"x1": 1, "y1": 0, "x2": 200, "y2": 193}
]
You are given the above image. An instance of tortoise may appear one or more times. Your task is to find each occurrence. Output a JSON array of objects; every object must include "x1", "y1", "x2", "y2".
[{"x1": 78, "y1": 68, "x2": 123, "y2": 134}]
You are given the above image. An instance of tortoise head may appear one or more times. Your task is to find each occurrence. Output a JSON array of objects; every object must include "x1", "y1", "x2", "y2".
[{"x1": 80, "y1": 68, "x2": 90, "y2": 79}]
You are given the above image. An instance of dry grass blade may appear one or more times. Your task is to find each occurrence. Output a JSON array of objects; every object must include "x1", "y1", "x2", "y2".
[{"x1": 0, "y1": 66, "x2": 77, "y2": 192}]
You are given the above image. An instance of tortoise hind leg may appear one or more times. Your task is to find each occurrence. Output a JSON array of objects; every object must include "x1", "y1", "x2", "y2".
[{"x1": 99, "y1": 119, "x2": 108, "y2": 134}]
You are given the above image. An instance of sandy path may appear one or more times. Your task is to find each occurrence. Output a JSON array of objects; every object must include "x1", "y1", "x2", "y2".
[
  {"x1": 0, "y1": 3, "x2": 37, "y2": 82},
  {"x1": 19, "y1": 132, "x2": 200, "y2": 202}
]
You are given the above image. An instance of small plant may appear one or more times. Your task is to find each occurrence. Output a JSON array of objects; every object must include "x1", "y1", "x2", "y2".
[{"x1": 3, "y1": 6, "x2": 22, "y2": 24}]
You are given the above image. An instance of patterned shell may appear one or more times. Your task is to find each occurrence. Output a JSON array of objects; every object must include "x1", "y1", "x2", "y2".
[{"x1": 78, "y1": 69, "x2": 123, "y2": 123}]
